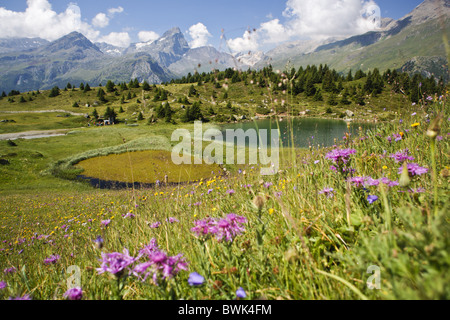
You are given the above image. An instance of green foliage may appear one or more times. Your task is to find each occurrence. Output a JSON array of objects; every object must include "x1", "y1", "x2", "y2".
[
  {"x1": 48, "y1": 86, "x2": 60, "y2": 98},
  {"x1": 106, "y1": 80, "x2": 116, "y2": 93}
]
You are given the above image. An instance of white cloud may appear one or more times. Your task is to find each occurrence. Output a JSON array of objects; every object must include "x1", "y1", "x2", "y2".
[
  {"x1": 108, "y1": 6, "x2": 124, "y2": 16},
  {"x1": 0, "y1": 0, "x2": 130, "y2": 48},
  {"x1": 92, "y1": 6, "x2": 124, "y2": 29},
  {"x1": 283, "y1": 0, "x2": 380, "y2": 39},
  {"x1": 226, "y1": 30, "x2": 259, "y2": 53},
  {"x1": 188, "y1": 23, "x2": 212, "y2": 48},
  {"x1": 260, "y1": 19, "x2": 290, "y2": 44},
  {"x1": 0, "y1": 0, "x2": 99, "y2": 41},
  {"x1": 227, "y1": 0, "x2": 380, "y2": 53},
  {"x1": 92, "y1": 13, "x2": 109, "y2": 28},
  {"x1": 138, "y1": 30, "x2": 160, "y2": 43},
  {"x1": 98, "y1": 32, "x2": 131, "y2": 48}
]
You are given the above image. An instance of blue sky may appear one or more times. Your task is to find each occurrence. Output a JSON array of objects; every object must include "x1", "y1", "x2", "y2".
[{"x1": 0, "y1": 0, "x2": 425, "y2": 52}]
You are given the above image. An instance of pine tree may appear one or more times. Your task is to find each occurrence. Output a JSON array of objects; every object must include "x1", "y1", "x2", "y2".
[
  {"x1": 92, "y1": 108, "x2": 99, "y2": 120},
  {"x1": 97, "y1": 88, "x2": 107, "y2": 102},
  {"x1": 188, "y1": 85, "x2": 197, "y2": 97},
  {"x1": 106, "y1": 80, "x2": 116, "y2": 93},
  {"x1": 84, "y1": 83, "x2": 91, "y2": 93},
  {"x1": 79, "y1": 83, "x2": 85, "y2": 91},
  {"x1": 313, "y1": 89, "x2": 323, "y2": 102},
  {"x1": 327, "y1": 93, "x2": 338, "y2": 106},
  {"x1": 143, "y1": 81, "x2": 151, "y2": 91},
  {"x1": 137, "y1": 112, "x2": 144, "y2": 121},
  {"x1": 72, "y1": 102, "x2": 79, "y2": 108},
  {"x1": 49, "y1": 86, "x2": 60, "y2": 98}
]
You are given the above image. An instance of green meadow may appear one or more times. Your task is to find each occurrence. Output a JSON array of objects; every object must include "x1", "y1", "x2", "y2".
[{"x1": 0, "y1": 67, "x2": 449, "y2": 301}]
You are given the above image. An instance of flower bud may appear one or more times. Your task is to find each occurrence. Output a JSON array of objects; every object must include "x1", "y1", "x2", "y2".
[
  {"x1": 252, "y1": 195, "x2": 265, "y2": 211},
  {"x1": 399, "y1": 162, "x2": 411, "y2": 187}
]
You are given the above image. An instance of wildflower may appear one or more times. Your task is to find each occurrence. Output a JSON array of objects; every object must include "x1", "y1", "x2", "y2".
[
  {"x1": 411, "y1": 112, "x2": 417, "y2": 116},
  {"x1": 252, "y1": 195, "x2": 265, "y2": 211},
  {"x1": 188, "y1": 272, "x2": 205, "y2": 286},
  {"x1": 149, "y1": 222, "x2": 161, "y2": 229},
  {"x1": 123, "y1": 212, "x2": 135, "y2": 219},
  {"x1": 325, "y1": 148, "x2": 357, "y2": 165},
  {"x1": 101, "y1": 220, "x2": 111, "y2": 227},
  {"x1": 207, "y1": 189, "x2": 214, "y2": 195},
  {"x1": 393, "y1": 133, "x2": 402, "y2": 142},
  {"x1": 4, "y1": 267, "x2": 17, "y2": 274},
  {"x1": 268, "y1": 208, "x2": 275, "y2": 215},
  {"x1": 398, "y1": 163, "x2": 429, "y2": 177},
  {"x1": 236, "y1": 287, "x2": 247, "y2": 299},
  {"x1": 226, "y1": 189, "x2": 235, "y2": 195},
  {"x1": 390, "y1": 149, "x2": 415, "y2": 163},
  {"x1": 133, "y1": 250, "x2": 188, "y2": 284},
  {"x1": 263, "y1": 182, "x2": 273, "y2": 188},
  {"x1": 411, "y1": 123, "x2": 420, "y2": 128},
  {"x1": 0, "y1": 281, "x2": 6, "y2": 290},
  {"x1": 64, "y1": 287, "x2": 83, "y2": 300},
  {"x1": 348, "y1": 176, "x2": 366, "y2": 188},
  {"x1": 319, "y1": 188, "x2": 335, "y2": 198},
  {"x1": 192, "y1": 214, "x2": 247, "y2": 243},
  {"x1": 367, "y1": 195, "x2": 379, "y2": 204},
  {"x1": 44, "y1": 254, "x2": 60, "y2": 265},
  {"x1": 364, "y1": 177, "x2": 380, "y2": 187},
  {"x1": 97, "y1": 249, "x2": 137, "y2": 278},
  {"x1": 93, "y1": 236, "x2": 104, "y2": 249},
  {"x1": 167, "y1": 217, "x2": 179, "y2": 224},
  {"x1": 138, "y1": 239, "x2": 160, "y2": 258}
]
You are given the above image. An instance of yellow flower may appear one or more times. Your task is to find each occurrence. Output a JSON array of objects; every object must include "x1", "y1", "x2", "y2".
[
  {"x1": 268, "y1": 208, "x2": 275, "y2": 215},
  {"x1": 382, "y1": 166, "x2": 388, "y2": 170},
  {"x1": 411, "y1": 123, "x2": 420, "y2": 128}
]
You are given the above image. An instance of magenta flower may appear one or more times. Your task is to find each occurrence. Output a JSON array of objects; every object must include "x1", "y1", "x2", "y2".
[
  {"x1": 4, "y1": 267, "x2": 17, "y2": 274},
  {"x1": 348, "y1": 176, "x2": 367, "y2": 188},
  {"x1": 133, "y1": 243, "x2": 188, "y2": 285},
  {"x1": 101, "y1": 220, "x2": 111, "y2": 227},
  {"x1": 0, "y1": 281, "x2": 7, "y2": 290},
  {"x1": 138, "y1": 239, "x2": 160, "y2": 258},
  {"x1": 149, "y1": 222, "x2": 161, "y2": 229},
  {"x1": 97, "y1": 249, "x2": 137, "y2": 278},
  {"x1": 192, "y1": 214, "x2": 247, "y2": 243},
  {"x1": 398, "y1": 163, "x2": 429, "y2": 176},
  {"x1": 226, "y1": 189, "x2": 236, "y2": 195},
  {"x1": 325, "y1": 148, "x2": 357, "y2": 165},
  {"x1": 123, "y1": 212, "x2": 135, "y2": 219},
  {"x1": 167, "y1": 217, "x2": 179, "y2": 224},
  {"x1": 64, "y1": 287, "x2": 83, "y2": 300},
  {"x1": 43, "y1": 254, "x2": 60, "y2": 265},
  {"x1": 390, "y1": 149, "x2": 415, "y2": 163},
  {"x1": 319, "y1": 188, "x2": 335, "y2": 198}
]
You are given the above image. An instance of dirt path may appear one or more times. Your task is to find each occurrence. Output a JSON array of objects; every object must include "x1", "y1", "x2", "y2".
[{"x1": 0, "y1": 129, "x2": 70, "y2": 141}]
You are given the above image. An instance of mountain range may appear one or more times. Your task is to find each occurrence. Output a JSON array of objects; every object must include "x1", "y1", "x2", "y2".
[{"x1": 0, "y1": 0, "x2": 448, "y2": 93}]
